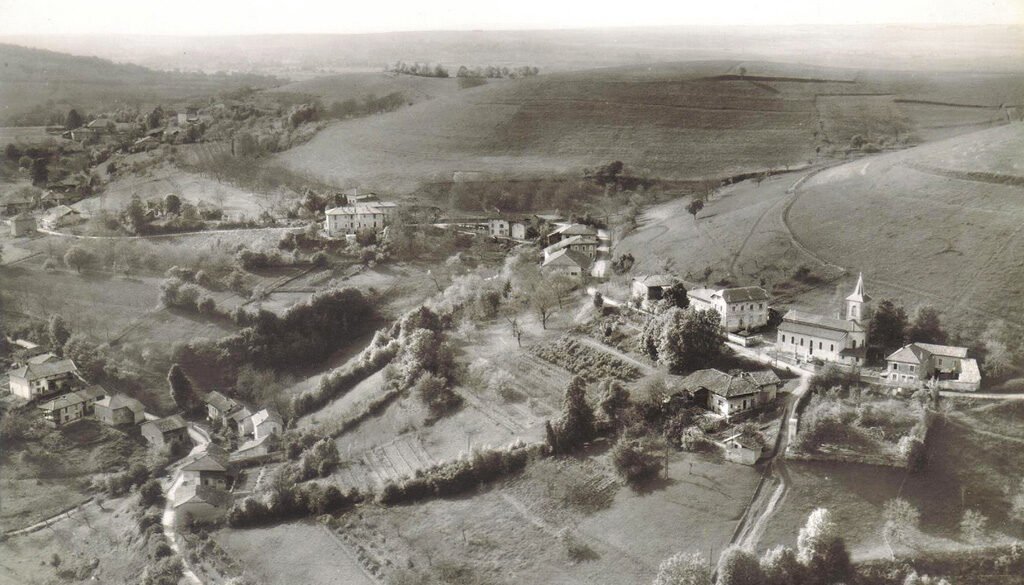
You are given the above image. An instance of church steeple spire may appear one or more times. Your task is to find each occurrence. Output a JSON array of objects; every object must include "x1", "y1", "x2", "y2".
[{"x1": 844, "y1": 272, "x2": 871, "y2": 325}]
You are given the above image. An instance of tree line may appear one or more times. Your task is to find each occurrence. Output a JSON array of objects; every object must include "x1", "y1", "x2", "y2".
[{"x1": 387, "y1": 61, "x2": 539, "y2": 79}]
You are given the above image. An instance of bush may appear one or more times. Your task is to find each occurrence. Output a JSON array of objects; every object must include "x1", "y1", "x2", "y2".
[
  {"x1": 611, "y1": 437, "x2": 663, "y2": 483},
  {"x1": 139, "y1": 479, "x2": 164, "y2": 508},
  {"x1": 378, "y1": 442, "x2": 533, "y2": 506}
]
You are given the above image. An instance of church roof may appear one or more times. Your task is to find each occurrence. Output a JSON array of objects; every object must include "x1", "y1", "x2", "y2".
[
  {"x1": 781, "y1": 310, "x2": 862, "y2": 333},
  {"x1": 845, "y1": 273, "x2": 871, "y2": 303}
]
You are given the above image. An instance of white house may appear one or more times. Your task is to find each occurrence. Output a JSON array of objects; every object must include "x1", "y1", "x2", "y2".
[
  {"x1": 250, "y1": 408, "x2": 283, "y2": 440},
  {"x1": 8, "y1": 358, "x2": 81, "y2": 400},
  {"x1": 688, "y1": 286, "x2": 770, "y2": 332},
  {"x1": 541, "y1": 248, "x2": 589, "y2": 278},
  {"x1": 324, "y1": 202, "x2": 397, "y2": 236},
  {"x1": 884, "y1": 342, "x2": 981, "y2": 392},
  {"x1": 39, "y1": 205, "x2": 84, "y2": 230},
  {"x1": 542, "y1": 235, "x2": 598, "y2": 261}
]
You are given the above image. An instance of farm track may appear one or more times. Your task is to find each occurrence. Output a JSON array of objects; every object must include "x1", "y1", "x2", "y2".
[{"x1": 945, "y1": 413, "x2": 1024, "y2": 445}]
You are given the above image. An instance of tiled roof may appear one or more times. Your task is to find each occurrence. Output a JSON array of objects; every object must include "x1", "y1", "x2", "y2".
[
  {"x1": 782, "y1": 310, "x2": 861, "y2": 333},
  {"x1": 720, "y1": 287, "x2": 770, "y2": 303},
  {"x1": 682, "y1": 368, "x2": 778, "y2": 398},
  {"x1": 78, "y1": 385, "x2": 107, "y2": 400},
  {"x1": 144, "y1": 415, "x2": 187, "y2": 434},
  {"x1": 38, "y1": 391, "x2": 88, "y2": 411},
  {"x1": 9, "y1": 358, "x2": 79, "y2": 381},
  {"x1": 205, "y1": 391, "x2": 239, "y2": 413},
  {"x1": 180, "y1": 452, "x2": 228, "y2": 473},
  {"x1": 549, "y1": 223, "x2": 598, "y2": 237},
  {"x1": 914, "y1": 343, "x2": 968, "y2": 359},
  {"x1": 96, "y1": 393, "x2": 145, "y2": 413},
  {"x1": 633, "y1": 274, "x2": 676, "y2": 288},
  {"x1": 542, "y1": 248, "x2": 588, "y2": 268},
  {"x1": 885, "y1": 344, "x2": 931, "y2": 364},
  {"x1": 250, "y1": 408, "x2": 283, "y2": 428},
  {"x1": 174, "y1": 483, "x2": 232, "y2": 509},
  {"x1": 26, "y1": 353, "x2": 59, "y2": 365},
  {"x1": 778, "y1": 320, "x2": 849, "y2": 342}
]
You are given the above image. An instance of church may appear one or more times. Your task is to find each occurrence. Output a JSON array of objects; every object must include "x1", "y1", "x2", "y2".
[{"x1": 776, "y1": 273, "x2": 871, "y2": 366}]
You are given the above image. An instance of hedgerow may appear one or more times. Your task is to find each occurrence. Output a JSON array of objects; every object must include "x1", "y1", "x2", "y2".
[{"x1": 529, "y1": 336, "x2": 641, "y2": 383}]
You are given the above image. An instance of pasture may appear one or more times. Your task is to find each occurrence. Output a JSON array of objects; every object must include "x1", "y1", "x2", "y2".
[
  {"x1": 266, "y1": 71, "x2": 470, "y2": 107},
  {"x1": 759, "y1": 412, "x2": 1024, "y2": 562}
]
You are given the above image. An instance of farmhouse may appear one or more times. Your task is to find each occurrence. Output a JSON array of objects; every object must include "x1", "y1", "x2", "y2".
[
  {"x1": 141, "y1": 415, "x2": 190, "y2": 450},
  {"x1": 37, "y1": 391, "x2": 89, "y2": 426},
  {"x1": 883, "y1": 342, "x2": 981, "y2": 392},
  {"x1": 510, "y1": 221, "x2": 528, "y2": 240},
  {"x1": 77, "y1": 385, "x2": 107, "y2": 415},
  {"x1": 231, "y1": 434, "x2": 279, "y2": 461},
  {"x1": 2, "y1": 190, "x2": 37, "y2": 215},
  {"x1": 631, "y1": 274, "x2": 676, "y2": 305},
  {"x1": 488, "y1": 218, "x2": 510, "y2": 238},
  {"x1": 9, "y1": 213, "x2": 35, "y2": 236},
  {"x1": 173, "y1": 483, "x2": 232, "y2": 526},
  {"x1": 688, "y1": 286, "x2": 770, "y2": 332},
  {"x1": 177, "y1": 445, "x2": 231, "y2": 490},
  {"x1": 776, "y1": 274, "x2": 871, "y2": 365},
  {"x1": 683, "y1": 368, "x2": 781, "y2": 419},
  {"x1": 8, "y1": 358, "x2": 81, "y2": 400},
  {"x1": 39, "y1": 205, "x2": 83, "y2": 230},
  {"x1": 228, "y1": 406, "x2": 254, "y2": 435},
  {"x1": 543, "y1": 234, "x2": 598, "y2": 262},
  {"x1": 204, "y1": 391, "x2": 241, "y2": 425},
  {"x1": 541, "y1": 248, "x2": 589, "y2": 278},
  {"x1": 95, "y1": 393, "x2": 146, "y2": 426},
  {"x1": 250, "y1": 408, "x2": 284, "y2": 440},
  {"x1": 324, "y1": 202, "x2": 398, "y2": 236},
  {"x1": 545, "y1": 223, "x2": 597, "y2": 246}
]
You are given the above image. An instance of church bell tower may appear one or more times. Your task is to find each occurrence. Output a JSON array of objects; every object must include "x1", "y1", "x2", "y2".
[{"x1": 845, "y1": 272, "x2": 872, "y2": 327}]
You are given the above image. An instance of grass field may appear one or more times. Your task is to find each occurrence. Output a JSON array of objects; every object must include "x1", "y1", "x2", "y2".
[
  {"x1": 266, "y1": 71, "x2": 471, "y2": 107},
  {"x1": 215, "y1": 522, "x2": 376, "y2": 585},
  {"x1": 278, "y1": 61, "x2": 1024, "y2": 192}
]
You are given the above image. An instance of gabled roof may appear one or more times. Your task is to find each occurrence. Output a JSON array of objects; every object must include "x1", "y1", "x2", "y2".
[
  {"x1": 38, "y1": 391, "x2": 88, "y2": 411},
  {"x1": 42, "y1": 205, "x2": 80, "y2": 221},
  {"x1": 633, "y1": 274, "x2": 676, "y2": 288},
  {"x1": 542, "y1": 248, "x2": 588, "y2": 269},
  {"x1": 180, "y1": 452, "x2": 229, "y2": 473},
  {"x1": 683, "y1": 368, "x2": 778, "y2": 398},
  {"x1": 548, "y1": 223, "x2": 598, "y2": 238},
  {"x1": 781, "y1": 310, "x2": 862, "y2": 333},
  {"x1": 719, "y1": 286, "x2": 770, "y2": 303},
  {"x1": 914, "y1": 343, "x2": 968, "y2": 359},
  {"x1": 9, "y1": 358, "x2": 79, "y2": 381},
  {"x1": 205, "y1": 391, "x2": 239, "y2": 414},
  {"x1": 78, "y1": 385, "x2": 107, "y2": 400},
  {"x1": 724, "y1": 433, "x2": 763, "y2": 450},
  {"x1": 143, "y1": 414, "x2": 187, "y2": 434},
  {"x1": 235, "y1": 433, "x2": 275, "y2": 454},
  {"x1": 96, "y1": 393, "x2": 145, "y2": 413},
  {"x1": 778, "y1": 320, "x2": 849, "y2": 342},
  {"x1": 325, "y1": 203, "x2": 396, "y2": 215},
  {"x1": 228, "y1": 406, "x2": 253, "y2": 424},
  {"x1": 173, "y1": 483, "x2": 232, "y2": 509},
  {"x1": 886, "y1": 344, "x2": 931, "y2": 364},
  {"x1": 543, "y1": 234, "x2": 598, "y2": 256},
  {"x1": 27, "y1": 352, "x2": 60, "y2": 364},
  {"x1": 250, "y1": 408, "x2": 283, "y2": 428}
]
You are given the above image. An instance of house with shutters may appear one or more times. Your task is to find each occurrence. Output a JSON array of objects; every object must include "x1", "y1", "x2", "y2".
[
  {"x1": 776, "y1": 274, "x2": 871, "y2": 366},
  {"x1": 541, "y1": 248, "x2": 589, "y2": 278},
  {"x1": 883, "y1": 342, "x2": 981, "y2": 392},
  {"x1": 324, "y1": 202, "x2": 398, "y2": 236},
  {"x1": 688, "y1": 286, "x2": 770, "y2": 332},
  {"x1": 177, "y1": 444, "x2": 231, "y2": 490},
  {"x1": 682, "y1": 368, "x2": 781, "y2": 419},
  {"x1": 37, "y1": 391, "x2": 89, "y2": 426},
  {"x1": 8, "y1": 358, "x2": 81, "y2": 400},
  {"x1": 542, "y1": 234, "x2": 598, "y2": 262}
]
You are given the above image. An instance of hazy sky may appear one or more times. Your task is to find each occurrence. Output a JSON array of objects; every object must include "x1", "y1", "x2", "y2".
[{"x1": 0, "y1": 0, "x2": 1021, "y2": 35}]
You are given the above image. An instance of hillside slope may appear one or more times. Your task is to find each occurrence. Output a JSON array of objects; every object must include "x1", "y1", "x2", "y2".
[
  {"x1": 0, "y1": 43, "x2": 279, "y2": 125},
  {"x1": 266, "y1": 72, "x2": 470, "y2": 107},
  {"x1": 615, "y1": 123, "x2": 1024, "y2": 332},
  {"x1": 279, "y1": 61, "x2": 1024, "y2": 192}
]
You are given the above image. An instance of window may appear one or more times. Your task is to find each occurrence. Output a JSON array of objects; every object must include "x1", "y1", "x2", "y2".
[
  {"x1": 781, "y1": 334, "x2": 786, "y2": 343},
  {"x1": 800, "y1": 338, "x2": 804, "y2": 346},
  {"x1": 830, "y1": 344, "x2": 835, "y2": 352},
  {"x1": 819, "y1": 342, "x2": 823, "y2": 350},
  {"x1": 909, "y1": 365, "x2": 916, "y2": 373}
]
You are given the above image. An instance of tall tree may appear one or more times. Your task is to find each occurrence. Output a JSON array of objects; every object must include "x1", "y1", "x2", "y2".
[
  {"x1": 907, "y1": 305, "x2": 947, "y2": 344},
  {"x1": 686, "y1": 199, "x2": 704, "y2": 220},
  {"x1": 164, "y1": 194, "x2": 182, "y2": 215},
  {"x1": 663, "y1": 282, "x2": 689, "y2": 309},
  {"x1": 167, "y1": 364, "x2": 196, "y2": 410},
  {"x1": 647, "y1": 308, "x2": 723, "y2": 373},
  {"x1": 30, "y1": 158, "x2": 48, "y2": 186},
  {"x1": 759, "y1": 546, "x2": 804, "y2": 585},
  {"x1": 981, "y1": 320, "x2": 1022, "y2": 378},
  {"x1": 64, "y1": 109, "x2": 83, "y2": 130},
  {"x1": 869, "y1": 300, "x2": 908, "y2": 354},
  {"x1": 63, "y1": 245, "x2": 92, "y2": 273},
  {"x1": 47, "y1": 315, "x2": 71, "y2": 356},
  {"x1": 552, "y1": 376, "x2": 595, "y2": 452},
  {"x1": 882, "y1": 498, "x2": 920, "y2": 557},
  {"x1": 797, "y1": 508, "x2": 851, "y2": 585}
]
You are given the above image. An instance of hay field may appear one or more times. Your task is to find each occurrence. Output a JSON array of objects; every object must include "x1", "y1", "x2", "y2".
[{"x1": 266, "y1": 71, "x2": 470, "y2": 105}]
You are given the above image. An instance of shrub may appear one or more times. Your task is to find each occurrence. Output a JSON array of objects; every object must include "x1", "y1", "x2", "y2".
[
  {"x1": 611, "y1": 437, "x2": 663, "y2": 483},
  {"x1": 139, "y1": 479, "x2": 164, "y2": 508},
  {"x1": 530, "y1": 337, "x2": 641, "y2": 382}
]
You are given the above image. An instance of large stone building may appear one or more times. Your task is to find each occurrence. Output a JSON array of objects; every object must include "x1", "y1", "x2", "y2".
[
  {"x1": 688, "y1": 286, "x2": 770, "y2": 332},
  {"x1": 324, "y1": 202, "x2": 397, "y2": 236},
  {"x1": 884, "y1": 342, "x2": 981, "y2": 392},
  {"x1": 776, "y1": 273, "x2": 871, "y2": 366},
  {"x1": 8, "y1": 358, "x2": 81, "y2": 400}
]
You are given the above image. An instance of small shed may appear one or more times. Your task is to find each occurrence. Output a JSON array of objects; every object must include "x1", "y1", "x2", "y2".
[
  {"x1": 10, "y1": 213, "x2": 35, "y2": 236},
  {"x1": 723, "y1": 433, "x2": 765, "y2": 465}
]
